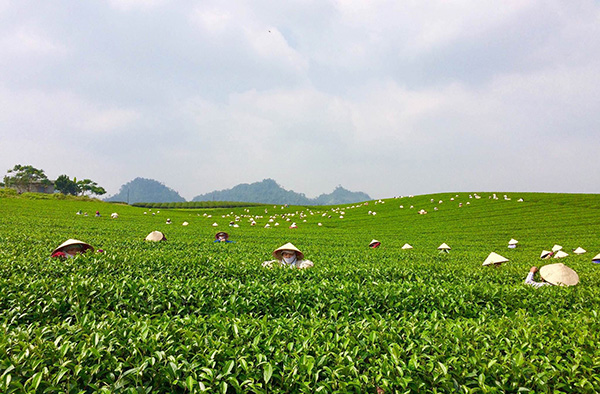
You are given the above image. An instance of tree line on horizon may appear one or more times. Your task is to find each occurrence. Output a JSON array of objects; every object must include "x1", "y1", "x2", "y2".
[{"x1": 1, "y1": 164, "x2": 106, "y2": 197}]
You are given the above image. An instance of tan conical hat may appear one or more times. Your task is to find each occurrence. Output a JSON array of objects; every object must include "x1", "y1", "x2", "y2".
[
  {"x1": 592, "y1": 253, "x2": 600, "y2": 263},
  {"x1": 438, "y1": 243, "x2": 451, "y2": 250},
  {"x1": 540, "y1": 250, "x2": 552, "y2": 259},
  {"x1": 508, "y1": 239, "x2": 519, "y2": 245},
  {"x1": 554, "y1": 250, "x2": 568, "y2": 259},
  {"x1": 52, "y1": 239, "x2": 93, "y2": 255},
  {"x1": 573, "y1": 247, "x2": 586, "y2": 255},
  {"x1": 145, "y1": 231, "x2": 166, "y2": 242},
  {"x1": 482, "y1": 252, "x2": 509, "y2": 266},
  {"x1": 272, "y1": 242, "x2": 304, "y2": 260},
  {"x1": 369, "y1": 239, "x2": 381, "y2": 247},
  {"x1": 401, "y1": 243, "x2": 413, "y2": 250},
  {"x1": 539, "y1": 263, "x2": 579, "y2": 286},
  {"x1": 552, "y1": 244, "x2": 563, "y2": 252}
]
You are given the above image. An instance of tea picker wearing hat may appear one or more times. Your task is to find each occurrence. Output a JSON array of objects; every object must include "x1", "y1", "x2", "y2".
[
  {"x1": 214, "y1": 232, "x2": 234, "y2": 243},
  {"x1": 262, "y1": 242, "x2": 314, "y2": 269},
  {"x1": 525, "y1": 264, "x2": 579, "y2": 287},
  {"x1": 51, "y1": 239, "x2": 94, "y2": 258}
]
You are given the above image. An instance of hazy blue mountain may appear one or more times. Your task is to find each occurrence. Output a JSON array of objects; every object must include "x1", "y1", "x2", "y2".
[
  {"x1": 313, "y1": 186, "x2": 371, "y2": 205},
  {"x1": 105, "y1": 178, "x2": 186, "y2": 204},
  {"x1": 192, "y1": 179, "x2": 370, "y2": 205}
]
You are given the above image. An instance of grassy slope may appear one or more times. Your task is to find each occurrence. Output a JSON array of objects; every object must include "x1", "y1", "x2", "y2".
[{"x1": 1, "y1": 192, "x2": 600, "y2": 392}]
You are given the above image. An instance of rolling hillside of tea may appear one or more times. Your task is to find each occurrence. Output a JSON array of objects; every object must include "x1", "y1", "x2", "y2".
[{"x1": 1, "y1": 191, "x2": 600, "y2": 392}]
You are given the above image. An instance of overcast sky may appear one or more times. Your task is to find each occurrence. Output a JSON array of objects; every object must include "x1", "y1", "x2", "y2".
[{"x1": 1, "y1": 0, "x2": 599, "y2": 200}]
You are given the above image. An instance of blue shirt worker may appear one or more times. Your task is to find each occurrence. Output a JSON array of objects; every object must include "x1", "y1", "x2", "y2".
[{"x1": 214, "y1": 231, "x2": 234, "y2": 243}]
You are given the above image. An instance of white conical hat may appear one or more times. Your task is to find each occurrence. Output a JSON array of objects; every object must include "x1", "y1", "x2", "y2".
[
  {"x1": 552, "y1": 244, "x2": 562, "y2": 252},
  {"x1": 369, "y1": 239, "x2": 381, "y2": 247},
  {"x1": 145, "y1": 231, "x2": 166, "y2": 242},
  {"x1": 438, "y1": 243, "x2": 451, "y2": 250},
  {"x1": 539, "y1": 263, "x2": 579, "y2": 286},
  {"x1": 401, "y1": 243, "x2": 413, "y2": 250},
  {"x1": 540, "y1": 250, "x2": 552, "y2": 259},
  {"x1": 508, "y1": 239, "x2": 518, "y2": 245},
  {"x1": 482, "y1": 252, "x2": 509, "y2": 266},
  {"x1": 52, "y1": 239, "x2": 94, "y2": 255},
  {"x1": 272, "y1": 242, "x2": 304, "y2": 260},
  {"x1": 573, "y1": 247, "x2": 586, "y2": 255},
  {"x1": 554, "y1": 250, "x2": 568, "y2": 259},
  {"x1": 592, "y1": 253, "x2": 600, "y2": 263}
]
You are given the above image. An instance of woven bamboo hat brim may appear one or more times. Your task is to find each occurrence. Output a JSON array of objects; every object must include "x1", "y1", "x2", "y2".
[
  {"x1": 438, "y1": 243, "x2": 451, "y2": 250},
  {"x1": 482, "y1": 252, "x2": 509, "y2": 266},
  {"x1": 540, "y1": 250, "x2": 552, "y2": 259},
  {"x1": 401, "y1": 243, "x2": 413, "y2": 250},
  {"x1": 215, "y1": 232, "x2": 229, "y2": 240},
  {"x1": 553, "y1": 250, "x2": 569, "y2": 259},
  {"x1": 273, "y1": 242, "x2": 304, "y2": 260},
  {"x1": 539, "y1": 263, "x2": 579, "y2": 286},
  {"x1": 145, "y1": 231, "x2": 166, "y2": 242},
  {"x1": 52, "y1": 239, "x2": 93, "y2": 255},
  {"x1": 552, "y1": 244, "x2": 563, "y2": 252},
  {"x1": 508, "y1": 239, "x2": 519, "y2": 245},
  {"x1": 573, "y1": 247, "x2": 586, "y2": 255}
]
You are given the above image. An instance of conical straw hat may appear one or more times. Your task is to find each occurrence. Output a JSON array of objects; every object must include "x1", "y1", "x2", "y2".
[
  {"x1": 438, "y1": 243, "x2": 451, "y2": 250},
  {"x1": 52, "y1": 239, "x2": 93, "y2": 255},
  {"x1": 508, "y1": 239, "x2": 519, "y2": 245},
  {"x1": 540, "y1": 250, "x2": 552, "y2": 259},
  {"x1": 273, "y1": 242, "x2": 304, "y2": 260},
  {"x1": 369, "y1": 239, "x2": 381, "y2": 248},
  {"x1": 592, "y1": 253, "x2": 600, "y2": 263},
  {"x1": 573, "y1": 247, "x2": 586, "y2": 255},
  {"x1": 553, "y1": 250, "x2": 568, "y2": 259},
  {"x1": 145, "y1": 231, "x2": 166, "y2": 242},
  {"x1": 552, "y1": 244, "x2": 563, "y2": 252},
  {"x1": 401, "y1": 243, "x2": 413, "y2": 250},
  {"x1": 482, "y1": 252, "x2": 509, "y2": 266},
  {"x1": 539, "y1": 263, "x2": 579, "y2": 286},
  {"x1": 215, "y1": 232, "x2": 229, "y2": 240}
]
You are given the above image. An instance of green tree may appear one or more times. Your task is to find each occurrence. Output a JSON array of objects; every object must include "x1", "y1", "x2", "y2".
[
  {"x1": 3, "y1": 164, "x2": 51, "y2": 192},
  {"x1": 54, "y1": 174, "x2": 80, "y2": 195},
  {"x1": 76, "y1": 178, "x2": 106, "y2": 196}
]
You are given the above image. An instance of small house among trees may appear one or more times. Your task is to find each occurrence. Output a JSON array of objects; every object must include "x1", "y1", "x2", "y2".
[{"x1": 13, "y1": 181, "x2": 55, "y2": 194}]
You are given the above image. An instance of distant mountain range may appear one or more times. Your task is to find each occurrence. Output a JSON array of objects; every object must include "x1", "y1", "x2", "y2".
[
  {"x1": 106, "y1": 178, "x2": 371, "y2": 205},
  {"x1": 105, "y1": 178, "x2": 185, "y2": 204},
  {"x1": 192, "y1": 179, "x2": 371, "y2": 205}
]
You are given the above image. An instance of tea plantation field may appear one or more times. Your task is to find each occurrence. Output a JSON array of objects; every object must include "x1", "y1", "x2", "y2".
[{"x1": 1, "y1": 191, "x2": 600, "y2": 393}]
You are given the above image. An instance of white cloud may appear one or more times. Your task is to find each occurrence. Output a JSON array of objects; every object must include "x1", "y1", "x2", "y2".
[
  {"x1": 80, "y1": 109, "x2": 141, "y2": 134},
  {"x1": 2, "y1": 0, "x2": 600, "y2": 198},
  {"x1": 0, "y1": 26, "x2": 67, "y2": 57},
  {"x1": 107, "y1": 0, "x2": 166, "y2": 12}
]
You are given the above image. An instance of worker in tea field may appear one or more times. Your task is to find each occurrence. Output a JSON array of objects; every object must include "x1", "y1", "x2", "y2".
[
  {"x1": 369, "y1": 239, "x2": 381, "y2": 248},
  {"x1": 524, "y1": 264, "x2": 579, "y2": 287},
  {"x1": 214, "y1": 231, "x2": 234, "y2": 243},
  {"x1": 262, "y1": 242, "x2": 314, "y2": 269},
  {"x1": 51, "y1": 239, "x2": 94, "y2": 258}
]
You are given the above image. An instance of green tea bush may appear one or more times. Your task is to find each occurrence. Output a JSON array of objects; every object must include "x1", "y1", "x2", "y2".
[{"x1": 1, "y1": 193, "x2": 600, "y2": 392}]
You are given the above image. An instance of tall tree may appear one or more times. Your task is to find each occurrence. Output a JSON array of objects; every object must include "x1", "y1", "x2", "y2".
[
  {"x1": 77, "y1": 179, "x2": 106, "y2": 196},
  {"x1": 3, "y1": 165, "x2": 51, "y2": 192},
  {"x1": 54, "y1": 175, "x2": 80, "y2": 195}
]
